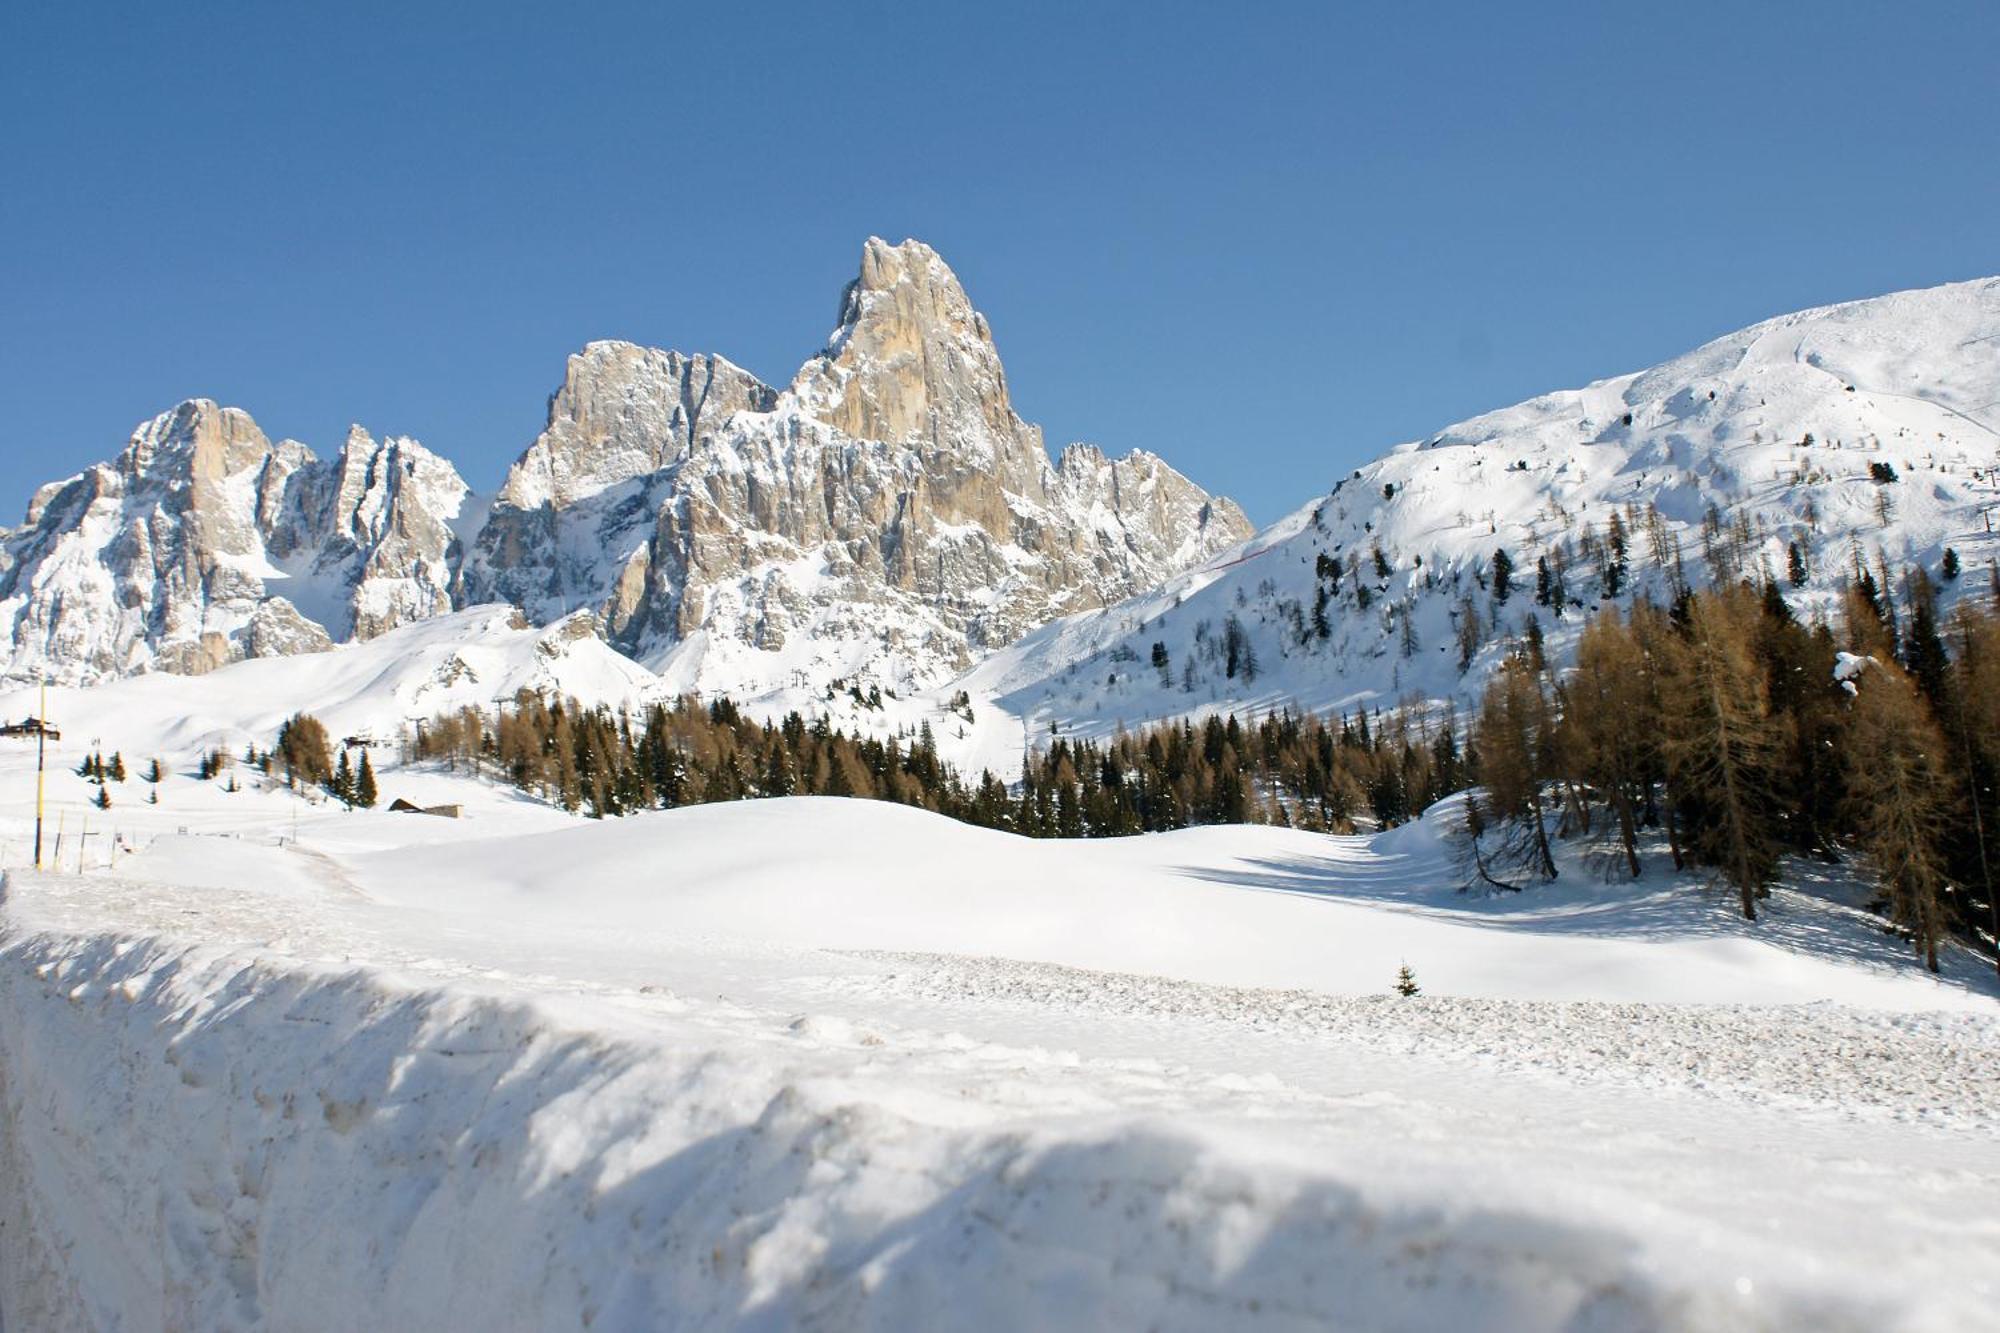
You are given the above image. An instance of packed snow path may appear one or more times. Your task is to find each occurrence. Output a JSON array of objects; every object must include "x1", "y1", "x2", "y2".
[{"x1": 1, "y1": 796, "x2": 1996, "y2": 1331}]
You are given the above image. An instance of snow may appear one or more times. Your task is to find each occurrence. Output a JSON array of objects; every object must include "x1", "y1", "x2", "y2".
[
  {"x1": 0, "y1": 269, "x2": 1998, "y2": 1328},
  {"x1": 1, "y1": 752, "x2": 1995, "y2": 1328},
  {"x1": 945, "y1": 276, "x2": 2000, "y2": 770},
  {"x1": 0, "y1": 606, "x2": 661, "y2": 775}
]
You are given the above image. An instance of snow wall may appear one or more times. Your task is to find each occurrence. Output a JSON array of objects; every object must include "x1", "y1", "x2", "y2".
[{"x1": 0, "y1": 917, "x2": 1870, "y2": 1332}]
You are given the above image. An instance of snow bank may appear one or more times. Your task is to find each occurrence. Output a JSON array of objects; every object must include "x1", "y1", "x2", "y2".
[
  {"x1": 0, "y1": 916, "x2": 1940, "y2": 1332},
  {"x1": 0, "y1": 797, "x2": 1994, "y2": 1329}
]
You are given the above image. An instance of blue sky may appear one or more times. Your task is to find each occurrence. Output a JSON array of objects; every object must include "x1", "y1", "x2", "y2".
[{"x1": 3, "y1": 2, "x2": 1995, "y2": 523}]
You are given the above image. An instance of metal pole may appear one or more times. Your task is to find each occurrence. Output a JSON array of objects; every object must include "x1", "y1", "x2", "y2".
[{"x1": 33, "y1": 678, "x2": 47, "y2": 869}]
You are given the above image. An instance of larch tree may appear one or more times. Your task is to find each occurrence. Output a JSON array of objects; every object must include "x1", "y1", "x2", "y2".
[
  {"x1": 1560, "y1": 609, "x2": 1654, "y2": 878},
  {"x1": 1474, "y1": 653, "x2": 1558, "y2": 882},
  {"x1": 1660, "y1": 590, "x2": 1779, "y2": 919},
  {"x1": 1842, "y1": 658, "x2": 1957, "y2": 972}
]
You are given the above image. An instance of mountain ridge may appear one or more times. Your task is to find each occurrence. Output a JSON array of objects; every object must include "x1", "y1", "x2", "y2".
[
  {"x1": 951, "y1": 274, "x2": 1999, "y2": 765},
  {"x1": 2, "y1": 262, "x2": 1993, "y2": 780},
  {"x1": 0, "y1": 238, "x2": 1252, "y2": 691}
]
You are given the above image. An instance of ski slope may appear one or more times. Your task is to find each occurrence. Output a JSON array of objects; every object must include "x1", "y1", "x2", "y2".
[{"x1": 2, "y1": 782, "x2": 1996, "y2": 1330}]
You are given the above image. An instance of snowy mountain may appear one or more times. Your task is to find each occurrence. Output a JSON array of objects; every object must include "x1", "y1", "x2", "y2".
[
  {"x1": 459, "y1": 237, "x2": 1253, "y2": 697},
  {"x1": 958, "y1": 275, "x2": 2000, "y2": 745},
  {"x1": 3, "y1": 271, "x2": 1998, "y2": 1333},
  {"x1": 0, "y1": 401, "x2": 470, "y2": 682},
  {"x1": 0, "y1": 239, "x2": 1252, "y2": 696}
]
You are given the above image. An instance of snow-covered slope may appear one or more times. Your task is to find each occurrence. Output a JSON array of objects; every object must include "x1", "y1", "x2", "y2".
[
  {"x1": 958, "y1": 276, "x2": 2000, "y2": 747},
  {"x1": 0, "y1": 793, "x2": 1994, "y2": 1330},
  {"x1": 0, "y1": 605, "x2": 658, "y2": 765}
]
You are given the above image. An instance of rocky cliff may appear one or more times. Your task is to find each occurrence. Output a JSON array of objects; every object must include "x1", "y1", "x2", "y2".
[
  {"x1": 1, "y1": 239, "x2": 1250, "y2": 689},
  {"x1": 0, "y1": 401, "x2": 469, "y2": 681},
  {"x1": 457, "y1": 236, "x2": 1254, "y2": 694}
]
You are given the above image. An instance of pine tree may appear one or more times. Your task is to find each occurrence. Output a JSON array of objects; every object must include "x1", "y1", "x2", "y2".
[
  {"x1": 1393, "y1": 963, "x2": 1420, "y2": 997},
  {"x1": 1491, "y1": 548, "x2": 1515, "y2": 605},
  {"x1": 92, "y1": 784, "x2": 111, "y2": 810},
  {"x1": 356, "y1": 751, "x2": 378, "y2": 807},
  {"x1": 1787, "y1": 541, "x2": 1808, "y2": 587},
  {"x1": 277, "y1": 713, "x2": 333, "y2": 789},
  {"x1": 1475, "y1": 654, "x2": 1558, "y2": 881},
  {"x1": 1941, "y1": 547, "x2": 1960, "y2": 581},
  {"x1": 1604, "y1": 512, "x2": 1629, "y2": 597},
  {"x1": 1902, "y1": 571, "x2": 1951, "y2": 710},
  {"x1": 109, "y1": 752, "x2": 127, "y2": 782},
  {"x1": 332, "y1": 750, "x2": 354, "y2": 805},
  {"x1": 1455, "y1": 597, "x2": 1484, "y2": 673},
  {"x1": 1223, "y1": 615, "x2": 1250, "y2": 679},
  {"x1": 144, "y1": 757, "x2": 164, "y2": 784},
  {"x1": 1561, "y1": 609, "x2": 1654, "y2": 878}
]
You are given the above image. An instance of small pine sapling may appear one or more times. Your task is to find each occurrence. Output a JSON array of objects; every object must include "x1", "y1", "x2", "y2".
[{"x1": 1393, "y1": 963, "x2": 1420, "y2": 997}]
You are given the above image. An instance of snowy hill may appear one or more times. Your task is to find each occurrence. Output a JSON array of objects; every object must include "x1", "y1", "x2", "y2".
[
  {"x1": 0, "y1": 605, "x2": 660, "y2": 768},
  {"x1": 0, "y1": 791, "x2": 1994, "y2": 1329},
  {"x1": 954, "y1": 276, "x2": 2000, "y2": 751}
]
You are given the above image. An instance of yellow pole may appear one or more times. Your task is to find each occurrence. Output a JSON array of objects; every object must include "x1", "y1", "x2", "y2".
[{"x1": 33, "y1": 678, "x2": 47, "y2": 871}]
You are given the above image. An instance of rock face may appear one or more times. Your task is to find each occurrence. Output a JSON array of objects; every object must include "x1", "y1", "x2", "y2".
[
  {"x1": 460, "y1": 237, "x2": 1253, "y2": 693},
  {"x1": 1, "y1": 238, "x2": 1249, "y2": 689},
  {"x1": 0, "y1": 401, "x2": 468, "y2": 682}
]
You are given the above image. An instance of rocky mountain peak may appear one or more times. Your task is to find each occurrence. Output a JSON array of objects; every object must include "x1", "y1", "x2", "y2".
[
  {"x1": 798, "y1": 237, "x2": 1028, "y2": 462},
  {"x1": 495, "y1": 342, "x2": 776, "y2": 512},
  {"x1": 116, "y1": 398, "x2": 276, "y2": 482},
  {"x1": 5, "y1": 238, "x2": 1249, "y2": 694}
]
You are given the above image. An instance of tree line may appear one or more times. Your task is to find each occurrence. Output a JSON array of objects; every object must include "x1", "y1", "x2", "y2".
[
  {"x1": 378, "y1": 565, "x2": 1997, "y2": 976},
  {"x1": 1471, "y1": 571, "x2": 1998, "y2": 973},
  {"x1": 400, "y1": 691, "x2": 1459, "y2": 841}
]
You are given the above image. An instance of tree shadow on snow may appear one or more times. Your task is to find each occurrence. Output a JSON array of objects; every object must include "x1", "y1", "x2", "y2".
[{"x1": 1172, "y1": 844, "x2": 2000, "y2": 1000}]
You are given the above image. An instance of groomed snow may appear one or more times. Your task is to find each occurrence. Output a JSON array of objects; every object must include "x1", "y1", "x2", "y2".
[{"x1": 2, "y1": 781, "x2": 1996, "y2": 1330}]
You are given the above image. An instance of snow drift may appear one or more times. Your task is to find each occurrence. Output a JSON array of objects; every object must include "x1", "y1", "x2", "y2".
[{"x1": 1, "y1": 796, "x2": 1995, "y2": 1330}]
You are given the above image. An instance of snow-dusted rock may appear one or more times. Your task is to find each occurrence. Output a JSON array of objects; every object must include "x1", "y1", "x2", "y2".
[
  {"x1": 461, "y1": 236, "x2": 1253, "y2": 694},
  {"x1": 4, "y1": 239, "x2": 1248, "y2": 694},
  {"x1": 0, "y1": 401, "x2": 470, "y2": 682}
]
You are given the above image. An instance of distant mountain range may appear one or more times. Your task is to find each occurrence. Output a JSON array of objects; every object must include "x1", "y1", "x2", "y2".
[
  {"x1": 4, "y1": 246, "x2": 1995, "y2": 765},
  {"x1": 0, "y1": 239, "x2": 1250, "y2": 693}
]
